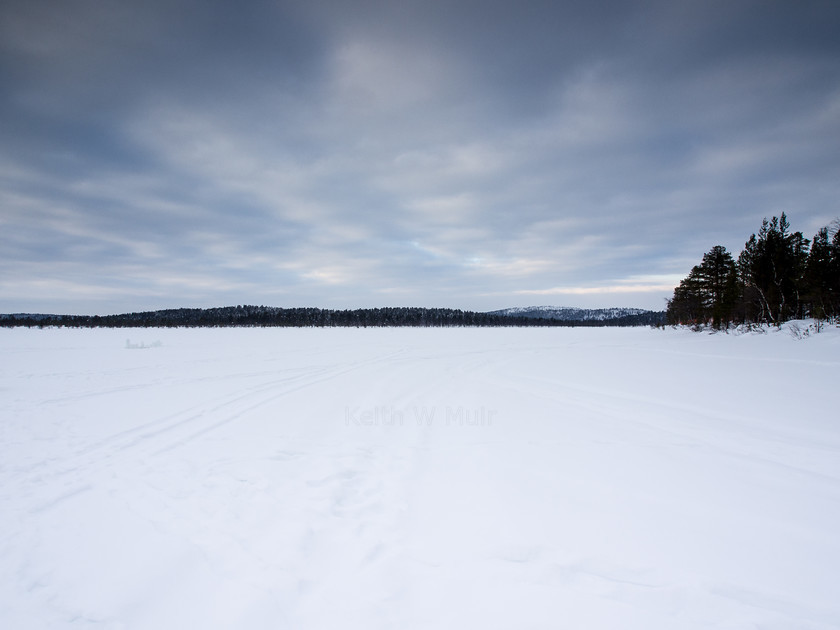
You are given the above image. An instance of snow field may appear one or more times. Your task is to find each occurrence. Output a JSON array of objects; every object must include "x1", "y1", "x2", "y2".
[{"x1": 1, "y1": 325, "x2": 839, "y2": 629}]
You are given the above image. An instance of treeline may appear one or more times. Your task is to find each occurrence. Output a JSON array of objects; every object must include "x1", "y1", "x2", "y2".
[
  {"x1": 667, "y1": 214, "x2": 840, "y2": 328},
  {"x1": 1, "y1": 305, "x2": 664, "y2": 329}
]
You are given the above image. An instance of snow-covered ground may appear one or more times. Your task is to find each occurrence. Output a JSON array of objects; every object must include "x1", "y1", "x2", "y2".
[{"x1": 1, "y1": 324, "x2": 839, "y2": 629}]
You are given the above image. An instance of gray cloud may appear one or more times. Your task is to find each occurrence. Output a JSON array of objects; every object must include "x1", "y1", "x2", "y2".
[{"x1": 1, "y1": 0, "x2": 839, "y2": 313}]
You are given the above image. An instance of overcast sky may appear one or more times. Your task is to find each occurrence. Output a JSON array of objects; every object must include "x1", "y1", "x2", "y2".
[{"x1": 2, "y1": 0, "x2": 839, "y2": 314}]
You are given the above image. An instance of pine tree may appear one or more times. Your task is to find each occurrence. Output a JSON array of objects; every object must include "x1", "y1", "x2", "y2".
[
  {"x1": 667, "y1": 245, "x2": 739, "y2": 328},
  {"x1": 697, "y1": 246, "x2": 739, "y2": 328},
  {"x1": 806, "y1": 227, "x2": 835, "y2": 319},
  {"x1": 736, "y1": 214, "x2": 809, "y2": 323}
]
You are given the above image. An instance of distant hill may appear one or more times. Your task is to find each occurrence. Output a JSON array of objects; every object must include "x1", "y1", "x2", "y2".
[
  {"x1": 488, "y1": 306, "x2": 665, "y2": 326},
  {"x1": 0, "y1": 306, "x2": 557, "y2": 328},
  {"x1": 0, "y1": 313, "x2": 61, "y2": 321}
]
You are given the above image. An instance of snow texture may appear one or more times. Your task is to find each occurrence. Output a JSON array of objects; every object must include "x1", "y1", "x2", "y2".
[{"x1": 1, "y1": 324, "x2": 839, "y2": 629}]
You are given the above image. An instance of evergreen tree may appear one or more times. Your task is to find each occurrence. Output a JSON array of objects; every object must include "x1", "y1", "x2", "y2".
[
  {"x1": 697, "y1": 245, "x2": 739, "y2": 328},
  {"x1": 806, "y1": 227, "x2": 834, "y2": 319},
  {"x1": 736, "y1": 214, "x2": 809, "y2": 323},
  {"x1": 667, "y1": 267, "x2": 705, "y2": 325},
  {"x1": 667, "y1": 245, "x2": 738, "y2": 328}
]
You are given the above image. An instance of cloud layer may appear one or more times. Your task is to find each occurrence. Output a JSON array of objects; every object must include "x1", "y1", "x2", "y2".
[{"x1": 2, "y1": 0, "x2": 839, "y2": 313}]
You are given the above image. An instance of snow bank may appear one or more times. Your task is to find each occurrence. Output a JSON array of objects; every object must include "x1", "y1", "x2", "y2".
[{"x1": 1, "y1": 326, "x2": 839, "y2": 629}]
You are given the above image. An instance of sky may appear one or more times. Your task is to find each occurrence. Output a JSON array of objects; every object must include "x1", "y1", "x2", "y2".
[{"x1": 1, "y1": 0, "x2": 839, "y2": 315}]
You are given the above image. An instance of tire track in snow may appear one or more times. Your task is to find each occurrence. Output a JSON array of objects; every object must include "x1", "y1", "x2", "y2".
[{"x1": 8, "y1": 349, "x2": 408, "y2": 515}]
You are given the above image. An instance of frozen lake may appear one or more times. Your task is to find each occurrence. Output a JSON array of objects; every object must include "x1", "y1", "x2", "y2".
[{"x1": 2, "y1": 325, "x2": 839, "y2": 629}]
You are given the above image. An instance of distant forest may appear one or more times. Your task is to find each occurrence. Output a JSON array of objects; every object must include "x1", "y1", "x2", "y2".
[
  {"x1": 667, "y1": 214, "x2": 840, "y2": 328},
  {"x1": 0, "y1": 306, "x2": 664, "y2": 329}
]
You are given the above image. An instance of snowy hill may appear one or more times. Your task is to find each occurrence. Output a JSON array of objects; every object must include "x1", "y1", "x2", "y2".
[{"x1": 489, "y1": 305, "x2": 661, "y2": 323}]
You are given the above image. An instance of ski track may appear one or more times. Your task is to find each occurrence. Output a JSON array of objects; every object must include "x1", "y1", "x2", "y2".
[{"x1": 1, "y1": 326, "x2": 839, "y2": 629}]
